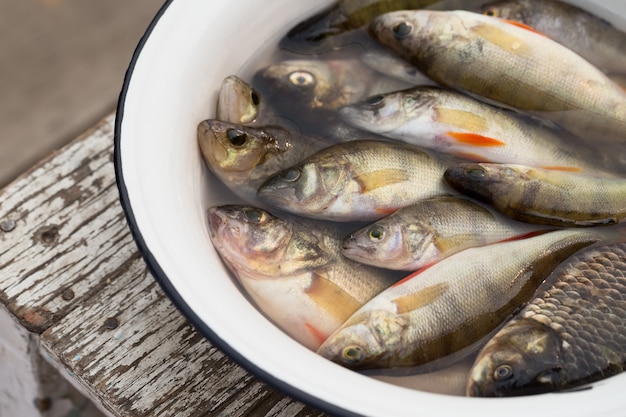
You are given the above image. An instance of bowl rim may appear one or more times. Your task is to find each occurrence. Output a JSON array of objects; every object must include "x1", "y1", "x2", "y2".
[
  {"x1": 112, "y1": 1, "x2": 626, "y2": 416},
  {"x1": 112, "y1": 1, "x2": 357, "y2": 416}
]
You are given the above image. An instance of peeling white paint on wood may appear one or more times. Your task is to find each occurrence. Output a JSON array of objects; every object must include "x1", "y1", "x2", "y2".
[{"x1": 0, "y1": 114, "x2": 328, "y2": 417}]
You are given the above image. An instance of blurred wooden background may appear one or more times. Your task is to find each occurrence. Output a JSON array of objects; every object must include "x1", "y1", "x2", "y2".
[{"x1": 0, "y1": 0, "x2": 164, "y2": 188}]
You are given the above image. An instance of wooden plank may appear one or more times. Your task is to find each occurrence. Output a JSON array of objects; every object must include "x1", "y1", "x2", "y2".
[
  {"x1": 0, "y1": 114, "x2": 128, "y2": 333},
  {"x1": 0, "y1": 114, "x2": 327, "y2": 416}
]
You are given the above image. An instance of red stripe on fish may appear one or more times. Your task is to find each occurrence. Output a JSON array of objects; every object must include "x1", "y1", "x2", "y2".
[
  {"x1": 541, "y1": 166, "x2": 583, "y2": 172},
  {"x1": 391, "y1": 262, "x2": 437, "y2": 288},
  {"x1": 495, "y1": 230, "x2": 550, "y2": 244},
  {"x1": 305, "y1": 322, "x2": 328, "y2": 346},
  {"x1": 501, "y1": 19, "x2": 547, "y2": 37}
]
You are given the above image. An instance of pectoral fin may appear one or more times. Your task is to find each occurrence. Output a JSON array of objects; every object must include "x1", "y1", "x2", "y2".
[
  {"x1": 306, "y1": 272, "x2": 362, "y2": 321},
  {"x1": 354, "y1": 168, "x2": 409, "y2": 193},
  {"x1": 392, "y1": 282, "x2": 449, "y2": 314},
  {"x1": 447, "y1": 132, "x2": 505, "y2": 147}
]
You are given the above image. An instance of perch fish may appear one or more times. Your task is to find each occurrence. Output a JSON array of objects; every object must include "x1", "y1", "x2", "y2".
[{"x1": 317, "y1": 229, "x2": 600, "y2": 370}]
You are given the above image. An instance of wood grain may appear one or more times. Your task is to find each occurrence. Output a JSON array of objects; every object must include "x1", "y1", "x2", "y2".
[{"x1": 0, "y1": 114, "x2": 329, "y2": 417}]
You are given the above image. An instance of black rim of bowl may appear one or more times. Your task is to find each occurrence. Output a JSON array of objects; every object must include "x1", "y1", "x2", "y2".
[{"x1": 113, "y1": 2, "x2": 363, "y2": 416}]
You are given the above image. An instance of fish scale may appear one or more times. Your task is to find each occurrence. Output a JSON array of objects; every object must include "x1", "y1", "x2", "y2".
[{"x1": 469, "y1": 242, "x2": 626, "y2": 396}]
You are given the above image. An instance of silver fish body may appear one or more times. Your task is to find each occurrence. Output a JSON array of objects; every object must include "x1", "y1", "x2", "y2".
[
  {"x1": 340, "y1": 86, "x2": 602, "y2": 171},
  {"x1": 468, "y1": 241, "x2": 626, "y2": 396},
  {"x1": 444, "y1": 162, "x2": 626, "y2": 227},
  {"x1": 257, "y1": 140, "x2": 451, "y2": 222},
  {"x1": 480, "y1": 0, "x2": 626, "y2": 74},
  {"x1": 207, "y1": 205, "x2": 399, "y2": 351},
  {"x1": 317, "y1": 229, "x2": 600, "y2": 370},
  {"x1": 342, "y1": 195, "x2": 541, "y2": 271},
  {"x1": 369, "y1": 10, "x2": 626, "y2": 141}
]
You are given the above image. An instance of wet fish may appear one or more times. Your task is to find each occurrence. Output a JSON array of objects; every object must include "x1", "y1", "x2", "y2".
[
  {"x1": 480, "y1": 0, "x2": 626, "y2": 74},
  {"x1": 197, "y1": 120, "x2": 330, "y2": 202},
  {"x1": 216, "y1": 76, "x2": 262, "y2": 124},
  {"x1": 369, "y1": 10, "x2": 626, "y2": 141},
  {"x1": 207, "y1": 205, "x2": 400, "y2": 350},
  {"x1": 468, "y1": 240, "x2": 626, "y2": 396},
  {"x1": 257, "y1": 140, "x2": 450, "y2": 222},
  {"x1": 340, "y1": 86, "x2": 601, "y2": 171},
  {"x1": 253, "y1": 58, "x2": 408, "y2": 139},
  {"x1": 361, "y1": 50, "x2": 435, "y2": 86},
  {"x1": 317, "y1": 229, "x2": 600, "y2": 370},
  {"x1": 342, "y1": 195, "x2": 541, "y2": 271},
  {"x1": 254, "y1": 58, "x2": 407, "y2": 112},
  {"x1": 444, "y1": 162, "x2": 626, "y2": 227},
  {"x1": 279, "y1": 0, "x2": 442, "y2": 54}
]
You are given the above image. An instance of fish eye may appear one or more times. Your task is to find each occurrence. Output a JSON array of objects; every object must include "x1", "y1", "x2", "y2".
[
  {"x1": 250, "y1": 89, "x2": 261, "y2": 106},
  {"x1": 392, "y1": 22, "x2": 413, "y2": 39},
  {"x1": 493, "y1": 364, "x2": 514, "y2": 381},
  {"x1": 244, "y1": 209, "x2": 266, "y2": 223},
  {"x1": 365, "y1": 95, "x2": 385, "y2": 108},
  {"x1": 281, "y1": 167, "x2": 301, "y2": 182},
  {"x1": 368, "y1": 225, "x2": 385, "y2": 241},
  {"x1": 342, "y1": 345, "x2": 364, "y2": 364},
  {"x1": 469, "y1": 168, "x2": 486, "y2": 178},
  {"x1": 227, "y1": 128, "x2": 248, "y2": 147},
  {"x1": 288, "y1": 71, "x2": 315, "y2": 88},
  {"x1": 483, "y1": 7, "x2": 499, "y2": 17}
]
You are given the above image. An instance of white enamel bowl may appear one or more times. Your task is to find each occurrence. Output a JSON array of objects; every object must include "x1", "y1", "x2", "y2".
[{"x1": 115, "y1": 1, "x2": 626, "y2": 415}]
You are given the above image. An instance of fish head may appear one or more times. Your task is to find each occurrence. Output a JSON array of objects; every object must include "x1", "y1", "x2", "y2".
[
  {"x1": 467, "y1": 319, "x2": 563, "y2": 397},
  {"x1": 369, "y1": 11, "x2": 469, "y2": 73},
  {"x1": 341, "y1": 220, "x2": 406, "y2": 268},
  {"x1": 216, "y1": 75, "x2": 261, "y2": 124},
  {"x1": 340, "y1": 88, "x2": 437, "y2": 134},
  {"x1": 258, "y1": 158, "x2": 350, "y2": 219},
  {"x1": 317, "y1": 309, "x2": 409, "y2": 370},
  {"x1": 253, "y1": 60, "x2": 338, "y2": 110},
  {"x1": 206, "y1": 205, "x2": 294, "y2": 276},
  {"x1": 444, "y1": 163, "x2": 530, "y2": 206},
  {"x1": 197, "y1": 120, "x2": 289, "y2": 183}
]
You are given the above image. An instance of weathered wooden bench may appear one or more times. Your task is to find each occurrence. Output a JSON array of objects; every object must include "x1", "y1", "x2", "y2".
[{"x1": 0, "y1": 113, "x2": 329, "y2": 417}]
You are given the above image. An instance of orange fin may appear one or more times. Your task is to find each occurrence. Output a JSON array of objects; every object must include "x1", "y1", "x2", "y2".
[
  {"x1": 304, "y1": 322, "x2": 329, "y2": 346},
  {"x1": 354, "y1": 169, "x2": 409, "y2": 193},
  {"x1": 392, "y1": 282, "x2": 449, "y2": 314},
  {"x1": 501, "y1": 19, "x2": 547, "y2": 37},
  {"x1": 540, "y1": 166, "x2": 583, "y2": 172},
  {"x1": 375, "y1": 207, "x2": 399, "y2": 215},
  {"x1": 305, "y1": 272, "x2": 361, "y2": 321},
  {"x1": 447, "y1": 132, "x2": 505, "y2": 147}
]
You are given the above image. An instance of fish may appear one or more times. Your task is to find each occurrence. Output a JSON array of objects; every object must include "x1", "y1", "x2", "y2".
[
  {"x1": 444, "y1": 162, "x2": 626, "y2": 227},
  {"x1": 254, "y1": 58, "x2": 408, "y2": 112},
  {"x1": 252, "y1": 58, "x2": 408, "y2": 139},
  {"x1": 197, "y1": 120, "x2": 331, "y2": 202},
  {"x1": 480, "y1": 0, "x2": 626, "y2": 74},
  {"x1": 369, "y1": 10, "x2": 626, "y2": 141},
  {"x1": 257, "y1": 140, "x2": 451, "y2": 222},
  {"x1": 340, "y1": 86, "x2": 603, "y2": 171},
  {"x1": 206, "y1": 205, "x2": 401, "y2": 350},
  {"x1": 278, "y1": 0, "x2": 442, "y2": 54},
  {"x1": 468, "y1": 240, "x2": 626, "y2": 396},
  {"x1": 317, "y1": 229, "x2": 601, "y2": 370},
  {"x1": 216, "y1": 75, "x2": 262, "y2": 124},
  {"x1": 361, "y1": 50, "x2": 435, "y2": 86},
  {"x1": 341, "y1": 195, "x2": 542, "y2": 271}
]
